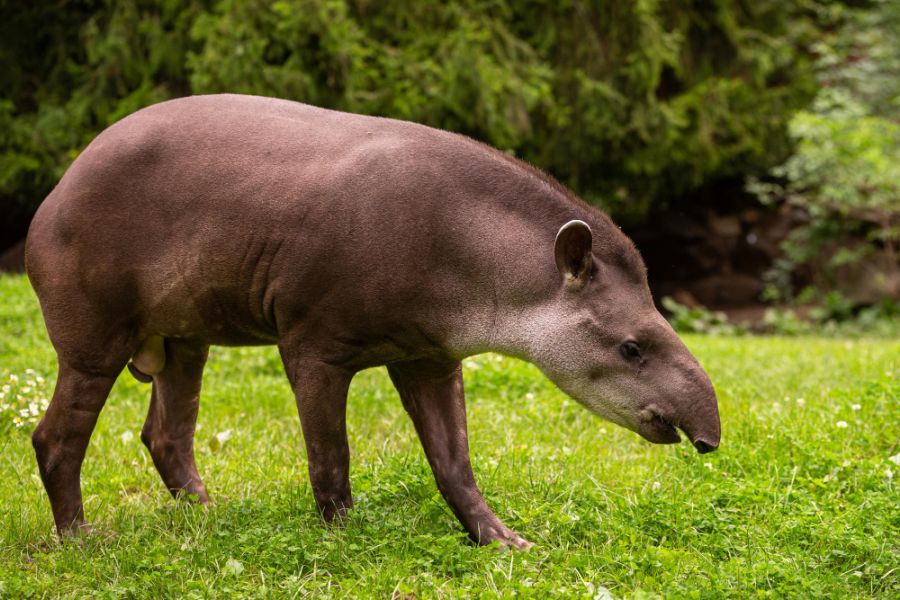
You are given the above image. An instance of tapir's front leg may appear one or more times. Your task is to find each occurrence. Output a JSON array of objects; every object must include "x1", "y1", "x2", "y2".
[
  {"x1": 388, "y1": 358, "x2": 531, "y2": 549},
  {"x1": 279, "y1": 349, "x2": 354, "y2": 521}
]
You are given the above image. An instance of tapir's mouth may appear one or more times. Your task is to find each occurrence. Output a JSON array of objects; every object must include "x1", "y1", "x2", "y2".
[
  {"x1": 640, "y1": 413, "x2": 682, "y2": 445},
  {"x1": 636, "y1": 409, "x2": 719, "y2": 453}
]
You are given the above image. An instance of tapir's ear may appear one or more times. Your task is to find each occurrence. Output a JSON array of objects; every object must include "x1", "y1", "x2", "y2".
[{"x1": 554, "y1": 220, "x2": 593, "y2": 289}]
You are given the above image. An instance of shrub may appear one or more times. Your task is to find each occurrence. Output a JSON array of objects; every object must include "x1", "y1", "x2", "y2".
[
  {"x1": 747, "y1": 0, "x2": 900, "y2": 304},
  {"x1": 660, "y1": 296, "x2": 743, "y2": 336}
]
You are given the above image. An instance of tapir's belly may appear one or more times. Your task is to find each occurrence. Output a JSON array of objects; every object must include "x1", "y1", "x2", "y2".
[
  {"x1": 140, "y1": 289, "x2": 280, "y2": 347},
  {"x1": 129, "y1": 238, "x2": 285, "y2": 346}
]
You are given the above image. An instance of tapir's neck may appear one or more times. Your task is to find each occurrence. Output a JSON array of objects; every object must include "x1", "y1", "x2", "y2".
[{"x1": 433, "y1": 169, "x2": 601, "y2": 363}]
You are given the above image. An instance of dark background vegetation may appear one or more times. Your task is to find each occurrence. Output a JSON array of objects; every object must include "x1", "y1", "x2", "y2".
[{"x1": 1, "y1": 0, "x2": 897, "y2": 322}]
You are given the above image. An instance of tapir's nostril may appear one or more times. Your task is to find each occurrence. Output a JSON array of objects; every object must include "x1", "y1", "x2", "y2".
[{"x1": 693, "y1": 439, "x2": 718, "y2": 454}]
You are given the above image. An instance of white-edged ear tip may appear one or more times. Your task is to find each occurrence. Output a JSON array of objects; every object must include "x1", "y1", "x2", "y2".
[{"x1": 556, "y1": 219, "x2": 591, "y2": 241}]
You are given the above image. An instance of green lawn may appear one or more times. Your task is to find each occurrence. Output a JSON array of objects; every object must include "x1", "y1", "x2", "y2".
[{"x1": 0, "y1": 273, "x2": 897, "y2": 598}]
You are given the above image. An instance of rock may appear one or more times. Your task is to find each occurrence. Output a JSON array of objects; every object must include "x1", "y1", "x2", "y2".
[
  {"x1": 671, "y1": 289, "x2": 702, "y2": 308},
  {"x1": 690, "y1": 273, "x2": 764, "y2": 308}
]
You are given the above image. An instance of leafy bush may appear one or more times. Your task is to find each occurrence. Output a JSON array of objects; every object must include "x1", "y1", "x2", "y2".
[
  {"x1": 664, "y1": 294, "x2": 899, "y2": 337},
  {"x1": 761, "y1": 307, "x2": 812, "y2": 336},
  {"x1": 747, "y1": 0, "x2": 900, "y2": 304},
  {"x1": 661, "y1": 296, "x2": 743, "y2": 336}
]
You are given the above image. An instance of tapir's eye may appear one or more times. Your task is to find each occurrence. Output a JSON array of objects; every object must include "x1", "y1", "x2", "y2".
[{"x1": 620, "y1": 340, "x2": 642, "y2": 361}]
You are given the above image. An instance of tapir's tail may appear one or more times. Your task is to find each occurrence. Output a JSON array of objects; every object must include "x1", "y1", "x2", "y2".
[{"x1": 127, "y1": 335, "x2": 166, "y2": 383}]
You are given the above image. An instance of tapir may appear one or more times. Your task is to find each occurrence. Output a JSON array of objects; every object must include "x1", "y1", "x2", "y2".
[{"x1": 25, "y1": 94, "x2": 720, "y2": 548}]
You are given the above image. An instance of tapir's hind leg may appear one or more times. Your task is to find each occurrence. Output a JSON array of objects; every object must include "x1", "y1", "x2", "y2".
[
  {"x1": 141, "y1": 340, "x2": 209, "y2": 503},
  {"x1": 32, "y1": 361, "x2": 124, "y2": 535},
  {"x1": 388, "y1": 358, "x2": 531, "y2": 549}
]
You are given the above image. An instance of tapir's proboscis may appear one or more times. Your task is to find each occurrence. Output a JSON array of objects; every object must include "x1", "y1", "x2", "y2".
[{"x1": 25, "y1": 94, "x2": 720, "y2": 548}]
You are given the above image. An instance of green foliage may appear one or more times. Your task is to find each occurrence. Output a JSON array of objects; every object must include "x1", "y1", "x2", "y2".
[
  {"x1": 2, "y1": 274, "x2": 899, "y2": 597},
  {"x1": 747, "y1": 0, "x2": 900, "y2": 303},
  {"x1": 661, "y1": 296, "x2": 743, "y2": 336},
  {"x1": 762, "y1": 307, "x2": 813, "y2": 336},
  {"x1": 781, "y1": 91, "x2": 899, "y2": 219},
  {"x1": 1, "y1": 0, "x2": 832, "y2": 231},
  {"x1": 663, "y1": 292, "x2": 899, "y2": 337}
]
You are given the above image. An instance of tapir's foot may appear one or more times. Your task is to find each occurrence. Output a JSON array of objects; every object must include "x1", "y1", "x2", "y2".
[
  {"x1": 491, "y1": 528, "x2": 532, "y2": 551},
  {"x1": 56, "y1": 520, "x2": 101, "y2": 542},
  {"x1": 471, "y1": 521, "x2": 532, "y2": 550},
  {"x1": 57, "y1": 520, "x2": 91, "y2": 538},
  {"x1": 172, "y1": 484, "x2": 210, "y2": 504},
  {"x1": 56, "y1": 522, "x2": 119, "y2": 547},
  {"x1": 318, "y1": 495, "x2": 354, "y2": 523}
]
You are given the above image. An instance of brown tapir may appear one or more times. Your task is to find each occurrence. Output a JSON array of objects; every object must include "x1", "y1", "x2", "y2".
[{"x1": 25, "y1": 94, "x2": 720, "y2": 548}]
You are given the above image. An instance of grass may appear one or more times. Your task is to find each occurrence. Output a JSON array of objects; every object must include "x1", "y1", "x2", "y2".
[{"x1": 0, "y1": 273, "x2": 897, "y2": 598}]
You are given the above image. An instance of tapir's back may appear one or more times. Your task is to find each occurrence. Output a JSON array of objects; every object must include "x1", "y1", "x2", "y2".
[
  {"x1": 33, "y1": 94, "x2": 448, "y2": 236},
  {"x1": 25, "y1": 94, "x2": 524, "y2": 350}
]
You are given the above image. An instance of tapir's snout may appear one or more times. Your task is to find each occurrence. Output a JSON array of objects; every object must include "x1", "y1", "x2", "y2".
[
  {"x1": 693, "y1": 439, "x2": 717, "y2": 454},
  {"x1": 676, "y1": 375, "x2": 721, "y2": 455},
  {"x1": 635, "y1": 359, "x2": 721, "y2": 454},
  {"x1": 640, "y1": 400, "x2": 720, "y2": 453}
]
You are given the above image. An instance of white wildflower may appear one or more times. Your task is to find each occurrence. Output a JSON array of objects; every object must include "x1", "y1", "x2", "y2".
[
  {"x1": 836, "y1": 421, "x2": 848, "y2": 429},
  {"x1": 651, "y1": 481, "x2": 661, "y2": 492},
  {"x1": 851, "y1": 404, "x2": 861, "y2": 411},
  {"x1": 796, "y1": 398, "x2": 805, "y2": 406},
  {"x1": 525, "y1": 392, "x2": 535, "y2": 401},
  {"x1": 223, "y1": 558, "x2": 244, "y2": 577},
  {"x1": 120, "y1": 431, "x2": 135, "y2": 444},
  {"x1": 888, "y1": 453, "x2": 900, "y2": 466},
  {"x1": 704, "y1": 462, "x2": 713, "y2": 470}
]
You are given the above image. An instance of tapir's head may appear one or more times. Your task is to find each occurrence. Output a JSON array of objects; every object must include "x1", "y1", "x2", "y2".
[{"x1": 534, "y1": 219, "x2": 720, "y2": 453}]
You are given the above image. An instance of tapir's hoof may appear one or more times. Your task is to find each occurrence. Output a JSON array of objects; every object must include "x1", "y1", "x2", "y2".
[
  {"x1": 320, "y1": 502, "x2": 353, "y2": 524},
  {"x1": 172, "y1": 488, "x2": 210, "y2": 505},
  {"x1": 477, "y1": 527, "x2": 533, "y2": 551},
  {"x1": 498, "y1": 532, "x2": 533, "y2": 551},
  {"x1": 57, "y1": 522, "x2": 91, "y2": 539},
  {"x1": 57, "y1": 522, "x2": 116, "y2": 544}
]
